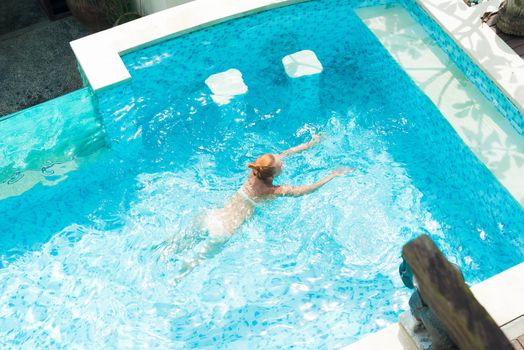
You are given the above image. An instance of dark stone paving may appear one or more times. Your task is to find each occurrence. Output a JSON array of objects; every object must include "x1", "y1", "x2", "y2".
[
  {"x1": 0, "y1": 0, "x2": 91, "y2": 116},
  {"x1": 0, "y1": 0, "x2": 46, "y2": 36}
]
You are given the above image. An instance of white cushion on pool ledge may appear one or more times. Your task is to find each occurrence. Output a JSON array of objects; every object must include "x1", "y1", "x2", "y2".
[
  {"x1": 282, "y1": 50, "x2": 323, "y2": 78},
  {"x1": 205, "y1": 68, "x2": 248, "y2": 106}
]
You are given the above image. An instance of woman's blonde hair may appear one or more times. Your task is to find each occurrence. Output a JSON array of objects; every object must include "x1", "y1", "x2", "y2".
[{"x1": 247, "y1": 154, "x2": 279, "y2": 180}]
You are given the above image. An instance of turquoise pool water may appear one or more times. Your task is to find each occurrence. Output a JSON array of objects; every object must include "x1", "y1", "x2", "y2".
[
  {"x1": 0, "y1": 88, "x2": 104, "y2": 202},
  {"x1": 1, "y1": 0, "x2": 523, "y2": 348}
]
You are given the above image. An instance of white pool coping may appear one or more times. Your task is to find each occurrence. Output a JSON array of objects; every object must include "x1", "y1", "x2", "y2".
[
  {"x1": 416, "y1": 0, "x2": 524, "y2": 115},
  {"x1": 70, "y1": 0, "x2": 305, "y2": 91},
  {"x1": 70, "y1": 0, "x2": 524, "y2": 116}
]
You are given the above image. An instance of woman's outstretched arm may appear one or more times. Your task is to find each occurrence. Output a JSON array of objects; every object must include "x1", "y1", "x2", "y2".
[
  {"x1": 279, "y1": 134, "x2": 323, "y2": 158},
  {"x1": 274, "y1": 168, "x2": 354, "y2": 197}
]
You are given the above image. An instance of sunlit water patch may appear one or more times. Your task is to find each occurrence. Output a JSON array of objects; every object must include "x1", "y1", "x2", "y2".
[{"x1": 0, "y1": 88, "x2": 105, "y2": 201}]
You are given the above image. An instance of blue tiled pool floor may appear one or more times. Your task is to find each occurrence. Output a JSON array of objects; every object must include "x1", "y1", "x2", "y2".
[{"x1": 0, "y1": 0, "x2": 523, "y2": 348}]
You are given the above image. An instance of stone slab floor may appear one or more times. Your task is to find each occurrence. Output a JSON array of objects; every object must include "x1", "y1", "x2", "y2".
[{"x1": 0, "y1": 0, "x2": 90, "y2": 116}]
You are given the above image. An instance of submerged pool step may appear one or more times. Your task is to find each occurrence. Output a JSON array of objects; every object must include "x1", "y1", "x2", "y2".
[
  {"x1": 356, "y1": 4, "x2": 524, "y2": 206},
  {"x1": 0, "y1": 88, "x2": 106, "y2": 200}
]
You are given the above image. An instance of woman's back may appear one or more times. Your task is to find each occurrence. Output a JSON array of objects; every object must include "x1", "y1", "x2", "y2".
[
  {"x1": 210, "y1": 190, "x2": 257, "y2": 238},
  {"x1": 162, "y1": 135, "x2": 353, "y2": 277}
]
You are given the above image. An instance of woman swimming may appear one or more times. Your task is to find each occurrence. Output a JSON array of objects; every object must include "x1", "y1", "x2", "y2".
[{"x1": 163, "y1": 134, "x2": 354, "y2": 276}]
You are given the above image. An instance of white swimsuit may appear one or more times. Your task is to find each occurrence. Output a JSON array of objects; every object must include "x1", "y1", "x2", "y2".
[{"x1": 237, "y1": 187, "x2": 258, "y2": 206}]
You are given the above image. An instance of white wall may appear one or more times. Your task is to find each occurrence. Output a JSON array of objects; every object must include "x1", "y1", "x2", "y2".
[{"x1": 133, "y1": 0, "x2": 195, "y2": 15}]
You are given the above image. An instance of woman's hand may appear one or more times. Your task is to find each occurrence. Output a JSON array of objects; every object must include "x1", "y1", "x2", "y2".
[
  {"x1": 310, "y1": 133, "x2": 326, "y2": 145},
  {"x1": 330, "y1": 168, "x2": 356, "y2": 177},
  {"x1": 280, "y1": 133, "x2": 326, "y2": 158}
]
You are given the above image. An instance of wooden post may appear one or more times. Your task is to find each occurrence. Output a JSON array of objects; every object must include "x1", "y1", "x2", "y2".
[{"x1": 402, "y1": 235, "x2": 512, "y2": 350}]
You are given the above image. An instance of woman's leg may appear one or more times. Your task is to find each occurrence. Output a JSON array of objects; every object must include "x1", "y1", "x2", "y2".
[
  {"x1": 154, "y1": 212, "x2": 210, "y2": 261},
  {"x1": 176, "y1": 237, "x2": 228, "y2": 278}
]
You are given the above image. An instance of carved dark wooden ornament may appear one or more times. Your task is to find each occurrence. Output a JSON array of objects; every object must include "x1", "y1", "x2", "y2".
[{"x1": 402, "y1": 235, "x2": 512, "y2": 350}]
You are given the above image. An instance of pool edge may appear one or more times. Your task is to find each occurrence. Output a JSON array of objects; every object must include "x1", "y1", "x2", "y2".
[
  {"x1": 415, "y1": 0, "x2": 524, "y2": 115},
  {"x1": 68, "y1": 0, "x2": 524, "y2": 346},
  {"x1": 69, "y1": 0, "x2": 310, "y2": 91},
  {"x1": 70, "y1": 0, "x2": 524, "y2": 117}
]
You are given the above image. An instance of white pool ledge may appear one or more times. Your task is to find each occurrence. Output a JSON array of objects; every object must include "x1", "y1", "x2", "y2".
[
  {"x1": 416, "y1": 0, "x2": 524, "y2": 114},
  {"x1": 70, "y1": 0, "x2": 305, "y2": 91}
]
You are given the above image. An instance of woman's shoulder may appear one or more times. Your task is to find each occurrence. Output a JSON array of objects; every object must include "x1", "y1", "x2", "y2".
[
  {"x1": 268, "y1": 185, "x2": 291, "y2": 196},
  {"x1": 244, "y1": 178, "x2": 289, "y2": 197},
  {"x1": 244, "y1": 183, "x2": 280, "y2": 197}
]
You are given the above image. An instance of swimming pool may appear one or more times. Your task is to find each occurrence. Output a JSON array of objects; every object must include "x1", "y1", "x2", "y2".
[{"x1": 1, "y1": 0, "x2": 523, "y2": 348}]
